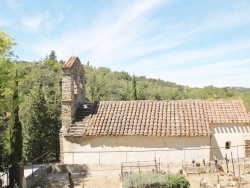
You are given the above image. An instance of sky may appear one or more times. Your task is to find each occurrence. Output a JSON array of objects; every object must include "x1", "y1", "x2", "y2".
[{"x1": 0, "y1": 0, "x2": 250, "y2": 88}]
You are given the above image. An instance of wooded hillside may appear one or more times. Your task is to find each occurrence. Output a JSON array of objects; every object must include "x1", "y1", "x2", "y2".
[{"x1": 83, "y1": 63, "x2": 250, "y2": 109}]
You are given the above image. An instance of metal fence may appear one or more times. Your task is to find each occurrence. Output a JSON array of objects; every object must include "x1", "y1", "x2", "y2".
[
  {"x1": 63, "y1": 145, "x2": 247, "y2": 165},
  {"x1": 120, "y1": 159, "x2": 159, "y2": 180}
]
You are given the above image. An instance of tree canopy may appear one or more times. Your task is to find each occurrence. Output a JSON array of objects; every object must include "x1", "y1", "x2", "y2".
[
  {"x1": 84, "y1": 63, "x2": 250, "y2": 110},
  {"x1": 0, "y1": 29, "x2": 17, "y2": 170},
  {"x1": 0, "y1": 29, "x2": 16, "y2": 61}
]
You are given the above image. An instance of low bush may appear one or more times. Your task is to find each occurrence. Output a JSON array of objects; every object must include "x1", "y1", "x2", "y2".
[{"x1": 122, "y1": 172, "x2": 190, "y2": 188}]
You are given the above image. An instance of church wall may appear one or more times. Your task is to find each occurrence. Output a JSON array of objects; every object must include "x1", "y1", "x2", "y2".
[
  {"x1": 62, "y1": 136, "x2": 210, "y2": 164},
  {"x1": 210, "y1": 123, "x2": 250, "y2": 160}
]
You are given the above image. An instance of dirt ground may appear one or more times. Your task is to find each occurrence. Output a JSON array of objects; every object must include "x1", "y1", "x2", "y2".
[
  {"x1": 36, "y1": 164, "x2": 121, "y2": 188},
  {"x1": 83, "y1": 165, "x2": 121, "y2": 188},
  {"x1": 37, "y1": 163, "x2": 250, "y2": 188}
]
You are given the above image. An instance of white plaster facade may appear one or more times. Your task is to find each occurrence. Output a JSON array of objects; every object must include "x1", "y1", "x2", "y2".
[
  {"x1": 210, "y1": 123, "x2": 250, "y2": 160},
  {"x1": 62, "y1": 136, "x2": 210, "y2": 164}
]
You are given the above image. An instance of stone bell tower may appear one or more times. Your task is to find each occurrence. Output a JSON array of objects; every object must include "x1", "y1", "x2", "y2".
[
  {"x1": 60, "y1": 56, "x2": 85, "y2": 162},
  {"x1": 61, "y1": 56, "x2": 85, "y2": 129}
]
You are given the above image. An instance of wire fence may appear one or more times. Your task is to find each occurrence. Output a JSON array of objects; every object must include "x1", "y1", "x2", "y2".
[
  {"x1": 63, "y1": 145, "x2": 248, "y2": 165},
  {"x1": 120, "y1": 159, "x2": 159, "y2": 180}
]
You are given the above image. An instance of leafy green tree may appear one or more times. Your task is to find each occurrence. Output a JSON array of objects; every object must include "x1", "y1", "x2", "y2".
[
  {"x1": 0, "y1": 29, "x2": 16, "y2": 61},
  {"x1": 84, "y1": 65, "x2": 99, "y2": 101},
  {"x1": 0, "y1": 29, "x2": 16, "y2": 112},
  {"x1": 0, "y1": 29, "x2": 16, "y2": 170},
  {"x1": 0, "y1": 113, "x2": 9, "y2": 170}
]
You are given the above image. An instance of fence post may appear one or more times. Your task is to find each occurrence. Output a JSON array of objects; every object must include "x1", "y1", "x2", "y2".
[
  {"x1": 121, "y1": 163, "x2": 123, "y2": 180},
  {"x1": 186, "y1": 164, "x2": 188, "y2": 176},
  {"x1": 231, "y1": 152, "x2": 235, "y2": 176},
  {"x1": 158, "y1": 158, "x2": 160, "y2": 172},
  {"x1": 184, "y1": 150, "x2": 185, "y2": 163},
  {"x1": 239, "y1": 163, "x2": 241, "y2": 184},
  {"x1": 244, "y1": 158, "x2": 245, "y2": 174},
  {"x1": 99, "y1": 152, "x2": 100, "y2": 165},
  {"x1": 126, "y1": 152, "x2": 127, "y2": 163},
  {"x1": 154, "y1": 158, "x2": 157, "y2": 172},
  {"x1": 238, "y1": 156, "x2": 241, "y2": 186},
  {"x1": 237, "y1": 146, "x2": 239, "y2": 159}
]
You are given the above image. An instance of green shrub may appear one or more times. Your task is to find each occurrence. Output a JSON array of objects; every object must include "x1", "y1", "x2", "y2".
[{"x1": 122, "y1": 172, "x2": 190, "y2": 188}]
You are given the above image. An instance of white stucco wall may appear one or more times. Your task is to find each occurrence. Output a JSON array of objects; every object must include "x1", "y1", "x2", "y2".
[
  {"x1": 62, "y1": 136, "x2": 210, "y2": 164},
  {"x1": 210, "y1": 123, "x2": 250, "y2": 160}
]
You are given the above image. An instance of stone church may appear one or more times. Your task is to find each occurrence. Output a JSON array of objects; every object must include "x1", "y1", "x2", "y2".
[{"x1": 60, "y1": 56, "x2": 250, "y2": 164}]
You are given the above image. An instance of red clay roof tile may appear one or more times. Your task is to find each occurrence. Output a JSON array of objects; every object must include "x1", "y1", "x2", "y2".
[
  {"x1": 62, "y1": 56, "x2": 79, "y2": 69},
  {"x1": 78, "y1": 99, "x2": 249, "y2": 137}
]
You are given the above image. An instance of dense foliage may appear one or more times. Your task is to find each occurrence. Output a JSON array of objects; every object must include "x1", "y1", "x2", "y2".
[
  {"x1": 0, "y1": 29, "x2": 16, "y2": 61},
  {"x1": 18, "y1": 57, "x2": 61, "y2": 163},
  {"x1": 122, "y1": 172, "x2": 190, "y2": 188},
  {"x1": 0, "y1": 29, "x2": 16, "y2": 170},
  {"x1": 84, "y1": 64, "x2": 250, "y2": 109},
  {"x1": 1, "y1": 32, "x2": 61, "y2": 168}
]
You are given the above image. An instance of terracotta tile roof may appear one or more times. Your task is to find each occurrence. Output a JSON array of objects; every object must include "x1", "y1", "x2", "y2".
[
  {"x1": 80, "y1": 99, "x2": 250, "y2": 137},
  {"x1": 62, "y1": 56, "x2": 79, "y2": 69}
]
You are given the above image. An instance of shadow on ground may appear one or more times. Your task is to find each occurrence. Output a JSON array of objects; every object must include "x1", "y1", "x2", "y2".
[
  {"x1": 36, "y1": 172, "x2": 87, "y2": 187},
  {"x1": 35, "y1": 164, "x2": 89, "y2": 188}
]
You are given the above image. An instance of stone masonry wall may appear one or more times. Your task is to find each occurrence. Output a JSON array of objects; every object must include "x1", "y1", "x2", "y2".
[{"x1": 60, "y1": 57, "x2": 85, "y2": 163}]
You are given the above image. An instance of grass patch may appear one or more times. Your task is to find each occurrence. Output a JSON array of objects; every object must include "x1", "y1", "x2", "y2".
[{"x1": 122, "y1": 172, "x2": 190, "y2": 188}]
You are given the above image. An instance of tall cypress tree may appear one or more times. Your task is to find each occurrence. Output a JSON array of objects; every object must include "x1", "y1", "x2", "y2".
[
  {"x1": 131, "y1": 75, "x2": 137, "y2": 100},
  {"x1": 9, "y1": 73, "x2": 22, "y2": 163},
  {"x1": 24, "y1": 84, "x2": 56, "y2": 162}
]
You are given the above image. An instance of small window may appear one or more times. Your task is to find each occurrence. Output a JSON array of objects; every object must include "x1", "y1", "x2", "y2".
[{"x1": 225, "y1": 141, "x2": 231, "y2": 149}]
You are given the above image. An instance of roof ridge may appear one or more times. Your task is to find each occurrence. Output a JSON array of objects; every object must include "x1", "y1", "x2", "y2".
[
  {"x1": 62, "y1": 56, "x2": 79, "y2": 69},
  {"x1": 98, "y1": 99, "x2": 243, "y2": 103}
]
